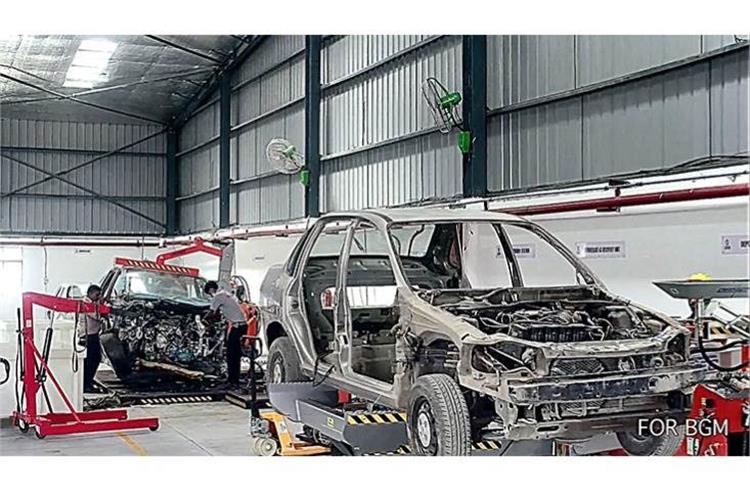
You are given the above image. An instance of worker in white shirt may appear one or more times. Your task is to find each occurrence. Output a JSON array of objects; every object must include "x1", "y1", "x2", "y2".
[
  {"x1": 82, "y1": 284, "x2": 104, "y2": 393},
  {"x1": 203, "y1": 281, "x2": 247, "y2": 388}
]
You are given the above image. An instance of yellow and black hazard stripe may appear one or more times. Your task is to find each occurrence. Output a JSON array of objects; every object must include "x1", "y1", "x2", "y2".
[
  {"x1": 375, "y1": 441, "x2": 501, "y2": 455},
  {"x1": 346, "y1": 412, "x2": 407, "y2": 425},
  {"x1": 472, "y1": 440, "x2": 502, "y2": 451}
]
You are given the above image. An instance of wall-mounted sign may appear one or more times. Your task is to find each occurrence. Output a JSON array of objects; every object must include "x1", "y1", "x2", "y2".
[
  {"x1": 512, "y1": 244, "x2": 536, "y2": 259},
  {"x1": 496, "y1": 244, "x2": 536, "y2": 259},
  {"x1": 575, "y1": 241, "x2": 626, "y2": 259},
  {"x1": 721, "y1": 235, "x2": 749, "y2": 255}
]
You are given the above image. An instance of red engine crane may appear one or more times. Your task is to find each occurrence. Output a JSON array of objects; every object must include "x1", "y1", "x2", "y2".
[{"x1": 11, "y1": 292, "x2": 159, "y2": 439}]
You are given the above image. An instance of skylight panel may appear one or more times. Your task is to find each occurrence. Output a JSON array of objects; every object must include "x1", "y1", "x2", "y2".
[{"x1": 63, "y1": 38, "x2": 118, "y2": 89}]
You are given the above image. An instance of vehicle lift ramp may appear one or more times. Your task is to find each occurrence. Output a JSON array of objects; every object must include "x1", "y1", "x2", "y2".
[
  {"x1": 257, "y1": 382, "x2": 542, "y2": 456},
  {"x1": 259, "y1": 382, "x2": 409, "y2": 456}
]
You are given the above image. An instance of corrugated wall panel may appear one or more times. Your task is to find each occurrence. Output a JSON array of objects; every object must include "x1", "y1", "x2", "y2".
[
  {"x1": 1, "y1": 118, "x2": 166, "y2": 234},
  {"x1": 177, "y1": 144, "x2": 219, "y2": 197},
  {"x1": 232, "y1": 36, "x2": 305, "y2": 86},
  {"x1": 319, "y1": 35, "x2": 463, "y2": 212},
  {"x1": 320, "y1": 130, "x2": 462, "y2": 212},
  {"x1": 5, "y1": 196, "x2": 165, "y2": 234},
  {"x1": 0, "y1": 119, "x2": 165, "y2": 153},
  {"x1": 487, "y1": 99, "x2": 583, "y2": 192},
  {"x1": 582, "y1": 64, "x2": 709, "y2": 178},
  {"x1": 710, "y1": 50, "x2": 749, "y2": 156},
  {"x1": 486, "y1": 36, "x2": 747, "y2": 192},
  {"x1": 322, "y1": 36, "x2": 461, "y2": 156},
  {"x1": 178, "y1": 101, "x2": 218, "y2": 152},
  {"x1": 487, "y1": 35, "x2": 576, "y2": 109},
  {"x1": 1, "y1": 151, "x2": 164, "y2": 197},
  {"x1": 702, "y1": 35, "x2": 745, "y2": 52},
  {"x1": 236, "y1": 180, "x2": 261, "y2": 225},
  {"x1": 577, "y1": 36, "x2": 702, "y2": 86},
  {"x1": 178, "y1": 190, "x2": 219, "y2": 233},
  {"x1": 322, "y1": 36, "x2": 368, "y2": 85},
  {"x1": 174, "y1": 36, "x2": 307, "y2": 231}
]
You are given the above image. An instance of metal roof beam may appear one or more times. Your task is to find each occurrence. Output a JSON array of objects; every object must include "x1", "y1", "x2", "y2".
[
  {"x1": 1, "y1": 68, "x2": 214, "y2": 106},
  {"x1": 145, "y1": 35, "x2": 226, "y2": 64},
  {"x1": 172, "y1": 36, "x2": 266, "y2": 128},
  {"x1": 0, "y1": 72, "x2": 167, "y2": 125}
]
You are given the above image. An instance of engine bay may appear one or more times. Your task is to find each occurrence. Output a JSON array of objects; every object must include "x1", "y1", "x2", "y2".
[
  {"x1": 421, "y1": 287, "x2": 668, "y2": 342},
  {"x1": 107, "y1": 298, "x2": 226, "y2": 377}
]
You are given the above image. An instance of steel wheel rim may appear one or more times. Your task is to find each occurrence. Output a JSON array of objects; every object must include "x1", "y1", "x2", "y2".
[
  {"x1": 413, "y1": 398, "x2": 438, "y2": 455},
  {"x1": 271, "y1": 359, "x2": 283, "y2": 384}
]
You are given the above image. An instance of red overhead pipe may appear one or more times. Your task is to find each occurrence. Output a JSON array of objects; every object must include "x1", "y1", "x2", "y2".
[{"x1": 494, "y1": 183, "x2": 749, "y2": 216}]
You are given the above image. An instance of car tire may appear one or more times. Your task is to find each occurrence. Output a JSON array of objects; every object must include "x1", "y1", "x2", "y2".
[
  {"x1": 407, "y1": 374, "x2": 471, "y2": 456},
  {"x1": 100, "y1": 332, "x2": 132, "y2": 378},
  {"x1": 266, "y1": 337, "x2": 306, "y2": 384},
  {"x1": 616, "y1": 425, "x2": 685, "y2": 456}
]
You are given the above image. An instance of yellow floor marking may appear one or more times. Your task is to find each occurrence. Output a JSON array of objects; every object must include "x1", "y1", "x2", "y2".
[{"x1": 117, "y1": 432, "x2": 149, "y2": 456}]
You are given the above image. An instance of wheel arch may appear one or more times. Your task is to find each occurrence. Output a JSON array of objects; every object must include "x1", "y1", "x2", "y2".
[{"x1": 265, "y1": 321, "x2": 287, "y2": 347}]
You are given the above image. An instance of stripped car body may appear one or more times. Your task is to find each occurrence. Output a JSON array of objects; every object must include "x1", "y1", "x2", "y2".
[{"x1": 259, "y1": 209, "x2": 708, "y2": 452}]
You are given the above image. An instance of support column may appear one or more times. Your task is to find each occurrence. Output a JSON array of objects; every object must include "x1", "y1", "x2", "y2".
[
  {"x1": 462, "y1": 35, "x2": 488, "y2": 198},
  {"x1": 166, "y1": 128, "x2": 178, "y2": 235},
  {"x1": 304, "y1": 35, "x2": 322, "y2": 218},
  {"x1": 219, "y1": 75, "x2": 232, "y2": 228}
]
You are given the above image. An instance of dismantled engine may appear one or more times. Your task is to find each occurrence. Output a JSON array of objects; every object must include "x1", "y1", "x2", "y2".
[
  {"x1": 107, "y1": 298, "x2": 226, "y2": 377},
  {"x1": 420, "y1": 288, "x2": 688, "y2": 378},
  {"x1": 446, "y1": 300, "x2": 663, "y2": 342}
]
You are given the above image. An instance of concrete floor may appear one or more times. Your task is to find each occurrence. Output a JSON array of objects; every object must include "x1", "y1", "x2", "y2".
[
  {"x1": 1, "y1": 401, "x2": 572, "y2": 456},
  {"x1": 0, "y1": 402, "x2": 255, "y2": 456}
]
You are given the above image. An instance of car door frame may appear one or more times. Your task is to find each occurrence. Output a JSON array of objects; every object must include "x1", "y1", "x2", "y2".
[
  {"x1": 333, "y1": 217, "x2": 400, "y2": 393},
  {"x1": 285, "y1": 214, "x2": 408, "y2": 404},
  {"x1": 283, "y1": 216, "x2": 356, "y2": 376}
]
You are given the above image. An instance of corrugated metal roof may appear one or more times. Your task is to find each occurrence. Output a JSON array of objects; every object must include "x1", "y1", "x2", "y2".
[{"x1": 0, "y1": 35, "x2": 247, "y2": 124}]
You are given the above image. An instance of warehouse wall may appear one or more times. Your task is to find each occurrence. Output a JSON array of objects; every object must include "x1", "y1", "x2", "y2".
[
  {"x1": 0, "y1": 118, "x2": 167, "y2": 234},
  {"x1": 175, "y1": 35, "x2": 747, "y2": 232},
  {"x1": 486, "y1": 35, "x2": 748, "y2": 191},
  {"x1": 320, "y1": 35, "x2": 464, "y2": 211},
  {"x1": 177, "y1": 35, "x2": 306, "y2": 232}
]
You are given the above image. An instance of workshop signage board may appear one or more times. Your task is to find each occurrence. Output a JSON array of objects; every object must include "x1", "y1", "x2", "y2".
[
  {"x1": 721, "y1": 234, "x2": 749, "y2": 255},
  {"x1": 575, "y1": 241, "x2": 626, "y2": 259},
  {"x1": 496, "y1": 244, "x2": 536, "y2": 259}
]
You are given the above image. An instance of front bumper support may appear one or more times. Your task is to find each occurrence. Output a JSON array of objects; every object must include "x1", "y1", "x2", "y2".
[{"x1": 506, "y1": 366, "x2": 709, "y2": 404}]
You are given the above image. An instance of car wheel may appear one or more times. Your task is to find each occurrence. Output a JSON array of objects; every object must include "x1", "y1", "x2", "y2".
[
  {"x1": 616, "y1": 425, "x2": 684, "y2": 456},
  {"x1": 407, "y1": 374, "x2": 471, "y2": 456},
  {"x1": 266, "y1": 337, "x2": 306, "y2": 384},
  {"x1": 100, "y1": 332, "x2": 132, "y2": 378}
]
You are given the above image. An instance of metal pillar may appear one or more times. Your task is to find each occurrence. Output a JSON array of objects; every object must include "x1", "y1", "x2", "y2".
[
  {"x1": 304, "y1": 35, "x2": 322, "y2": 218},
  {"x1": 219, "y1": 75, "x2": 232, "y2": 228},
  {"x1": 166, "y1": 129, "x2": 179, "y2": 235},
  {"x1": 461, "y1": 35, "x2": 488, "y2": 198}
]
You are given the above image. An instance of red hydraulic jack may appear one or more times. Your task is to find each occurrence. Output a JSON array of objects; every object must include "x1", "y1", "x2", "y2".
[
  {"x1": 155, "y1": 237, "x2": 223, "y2": 265},
  {"x1": 11, "y1": 292, "x2": 159, "y2": 439}
]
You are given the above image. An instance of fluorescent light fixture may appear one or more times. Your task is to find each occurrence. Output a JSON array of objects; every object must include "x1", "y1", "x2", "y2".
[{"x1": 63, "y1": 38, "x2": 118, "y2": 89}]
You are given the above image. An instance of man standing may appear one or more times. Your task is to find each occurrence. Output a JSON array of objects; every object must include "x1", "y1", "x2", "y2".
[
  {"x1": 82, "y1": 284, "x2": 104, "y2": 393},
  {"x1": 203, "y1": 281, "x2": 247, "y2": 388}
]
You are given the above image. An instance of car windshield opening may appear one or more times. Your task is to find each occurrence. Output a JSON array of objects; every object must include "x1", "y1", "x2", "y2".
[{"x1": 114, "y1": 269, "x2": 209, "y2": 302}]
